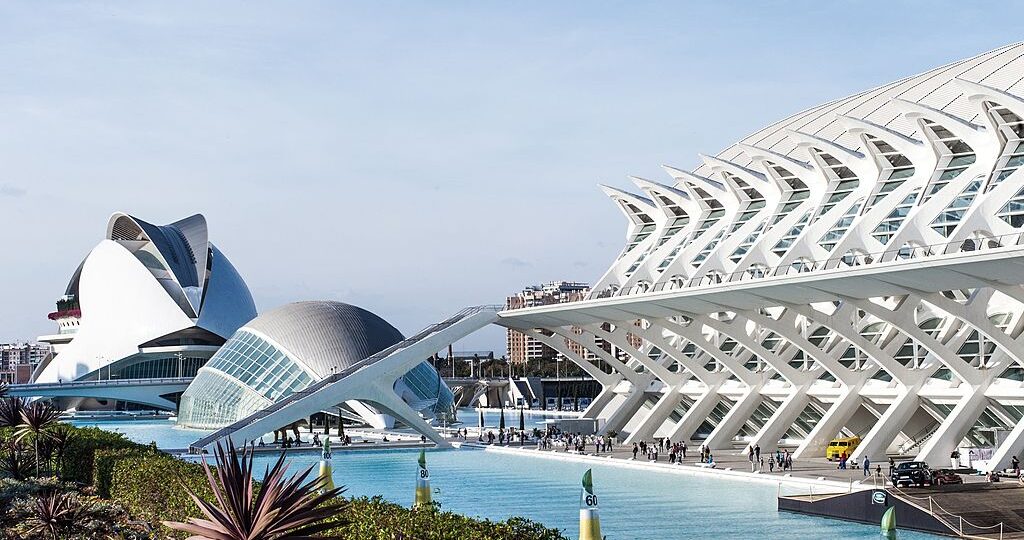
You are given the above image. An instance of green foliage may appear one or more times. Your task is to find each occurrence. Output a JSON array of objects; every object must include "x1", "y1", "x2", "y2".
[
  {"x1": 107, "y1": 450, "x2": 213, "y2": 537},
  {"x1": 7, "y1": 423, "x2": 568, "y2": 539},
  {"x1": 58, "y1": 426, "x2": 142, "y2": 484},
  {"x1": 0, "y1": 477, "x2": 154, "y2": 540},
  {"x1": 331, "y1": 496, "x2": 568, "y2": 540}
]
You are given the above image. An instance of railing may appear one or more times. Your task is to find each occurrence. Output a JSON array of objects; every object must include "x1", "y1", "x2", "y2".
[
  {"x1": 897, "y1": 423, "x2": 942, "y2": 455},
  {"x1": 890, "y1": 484, "x2": 1010, "y2": 539},
  {"x1": 9, "y1": 376, "x2": 194, "y2": 390},
  {"x1": 189, "y1": 305, "x2": 501, "y2": 452},
  {"x1": 598, "y1": 231, "x2": 1024, "y2": 298}
]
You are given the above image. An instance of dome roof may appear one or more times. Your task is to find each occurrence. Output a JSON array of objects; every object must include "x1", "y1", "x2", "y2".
[{"x1": 243, "y1": 301, "x2": 404, "y2": 378}]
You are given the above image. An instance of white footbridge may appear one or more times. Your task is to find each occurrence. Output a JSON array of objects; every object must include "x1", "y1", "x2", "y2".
[{"x1": 189, "y1": 305, "x2": 501, "y2": 453}]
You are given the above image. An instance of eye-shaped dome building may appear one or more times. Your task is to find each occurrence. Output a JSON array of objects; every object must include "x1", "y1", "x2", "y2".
[
  {"x1": 33, "y1": 212, "x2": 258, "y2": 410},
  {"x1": 177, "y1": 301, "x2": 455, "y2": 430}
]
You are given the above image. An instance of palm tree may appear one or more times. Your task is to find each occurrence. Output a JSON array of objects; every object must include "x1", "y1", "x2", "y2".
[
  {"x1": 0, "y1": 397, "x2": 25, "y2": 428},
  {"x1": 46, "y1": 423, "x2": 75, "y2": 479},
  {"x1": 15, "y1": 401, "x2": 62, "y2": 477},
  {"x1": 164, "y1": 440, "x2": 348, "y2": 539},
  {"x1": 0, "y1": 381, "x2": 8, "y2": 398},
  {"x1": 0, "y1": 439, "x2": 34, "y2": 481}
]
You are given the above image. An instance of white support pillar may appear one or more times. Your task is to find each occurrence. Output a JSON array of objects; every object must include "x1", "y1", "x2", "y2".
[
  {"x1": 667, "y1": 389, "x2": 721, "y2": 442},
  {"x1": 746, "y1": 385, "x2": 812, "y2": 454},
  {"x1": 851, "y1": 389, "x2": 920, "y2": 461},
  {"x1": 794, "y1": 388, "x2": 862, "y2": 459},
  {"x1": 365, "y1": 383, "x2": 450, "y2": 447},
  {"x1": 602, "y1": 385, "x2": 649, "y2": 436},
  {"x1": 582, "y1": 383, "x2": 620, "y2": 419},
  {"x1": 915, "y1": 387, "x2": 990, "y2": 464},
  {"x1": 703, "y1": 386, "x2": 763, "y2": 451},
  {"x1": 987, "y1": 412, "x2": 1024, "y2": 471},
  {"x1": 624, "y1": 382, "x2": 688, "y2": 444}
]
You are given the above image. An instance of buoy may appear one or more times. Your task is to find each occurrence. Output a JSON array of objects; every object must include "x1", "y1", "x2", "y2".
[
  {"x1": 414, "y1": 449, "x2": 431, "y2": 508},
  {"x1": 318, "y1": 437, "x2": 335, "y2": 492},
  {"x1": 578, "y1": 469, "x2": 602, "y2": 540},
  {"x1": 880, "y1": 505, "x2": 896, "y2": 533}
]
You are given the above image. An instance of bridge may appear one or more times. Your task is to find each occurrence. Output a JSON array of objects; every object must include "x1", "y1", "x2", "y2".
[
  {"x1": 189, "y1": 305, "x2": 502, "y2": 453},
  {"x1": 7, "y1": 377, "x2": 193, "y2": 411}
]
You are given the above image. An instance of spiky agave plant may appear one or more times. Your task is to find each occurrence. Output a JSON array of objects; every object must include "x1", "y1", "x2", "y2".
[
  {"x1": 25, "y1": 489, "x2": 98, "y2": 539},
  {"x1": 0, "y1": 439, "x2": 35, "y2": 481},
  {"x1": 0, "y1": 397, "x2": 26, "y2": 428},
  {"x1": 164, "y1": 440, "x2": 348, "y2": 539},
  {"x1": 15, "y1": 401, "x2": 62, "y2": 477}
]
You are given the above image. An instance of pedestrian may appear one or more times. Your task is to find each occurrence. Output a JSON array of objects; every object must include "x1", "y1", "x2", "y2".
[
  {"x1": 769, "y1": 457, "x2": 774, "y2": 473},
  {"x1": 889, "y1": 457, "x2": 895, "y2": 476},
  {"x1": 681, "y1": 441, "x2": 687, "y2": 459},
  {"x1": 863, "y1": 456, "x2": 871, "y2": 477},
  {"x1": 754, "y1": 444, "x2": 761, "y2": 462},
  {"x1": 1013, "y1": 455, "x2": 1020, "y2": 475},
  {"x1": 632, "y1": 442, "x2": 639, "y2": 460}
]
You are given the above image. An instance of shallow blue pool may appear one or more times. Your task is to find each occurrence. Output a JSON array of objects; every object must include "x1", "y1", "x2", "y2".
[{"x1": 70, "y1": 419, "x2": 939, "y2": 538}]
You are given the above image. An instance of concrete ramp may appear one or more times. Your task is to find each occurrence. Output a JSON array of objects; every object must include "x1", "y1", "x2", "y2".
[{"x1": 189, "y1": 305, "x2": 500, "y2": 453}]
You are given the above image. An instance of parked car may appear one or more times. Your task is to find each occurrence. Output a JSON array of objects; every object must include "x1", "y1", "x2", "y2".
[
  {"x1": 931, "y1": 469, "x2": 963, "y2": 486},
  {"x1": 891, "y1": 461, "x2": 932, "y2": 487}
]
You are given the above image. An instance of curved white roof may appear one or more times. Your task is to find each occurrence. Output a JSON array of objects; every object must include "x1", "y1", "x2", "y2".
[
  {"x1": 242, "y1": 301, "x2": 404, "y2": 378},
  {"x1": 693, "y1": 42, "x2": 1024, "y2": 177}
]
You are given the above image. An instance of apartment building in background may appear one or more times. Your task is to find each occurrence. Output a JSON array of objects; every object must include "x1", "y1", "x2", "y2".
[{"x1": 0, "y1": 343, "x2": 51, "y2": 384}]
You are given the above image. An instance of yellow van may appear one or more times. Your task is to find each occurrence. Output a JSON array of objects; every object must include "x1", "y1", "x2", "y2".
[{"x1": 826, "y1": 436, "x2": 861, "y2": 461}]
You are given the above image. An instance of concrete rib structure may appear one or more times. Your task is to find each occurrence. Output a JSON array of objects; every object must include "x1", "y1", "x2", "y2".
[{"x1": 497, "y1": 42, "x2": 1024, "y2": 471}]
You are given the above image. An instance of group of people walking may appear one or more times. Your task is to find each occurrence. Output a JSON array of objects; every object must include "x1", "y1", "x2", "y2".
[{"x1": 745, "y1": 444, "x2": 794, "y2": 473}]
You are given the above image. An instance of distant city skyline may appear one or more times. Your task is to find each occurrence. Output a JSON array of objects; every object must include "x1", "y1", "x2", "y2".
[{"x1": 0, "y1": 2, "x2": 1019, "y2": 351}]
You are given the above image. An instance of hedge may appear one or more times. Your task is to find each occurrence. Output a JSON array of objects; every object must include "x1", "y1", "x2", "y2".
[
  {"x1": 59, "y1": 426, "x2": 144, "y2": 484},
  {"x1": 106, "y1": 450, "x2": 214, "y2": 534},
  {"x1": 4, "y1": 424, "x2": 569, "y2": 539},
  {"x1": 101, "y1": 449, "x2": 567, "y2": 540},
  {"x1": 333, "y1": 496, "x2": 568, "y2": 540}
]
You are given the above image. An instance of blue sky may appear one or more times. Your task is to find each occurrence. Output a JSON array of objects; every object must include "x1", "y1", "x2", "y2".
[{"x1": 0, "y1": 2, "x2": 1019, "y2": 351}]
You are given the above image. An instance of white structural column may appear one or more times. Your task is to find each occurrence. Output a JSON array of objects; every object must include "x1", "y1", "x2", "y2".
[
  {"x1": 624, "y1": 323, "x2": 728, "y2": 442},
  {"x1": 746, "y1": 384, "x2": 812, "y2": 454},
  {"x1": 850, "y1": 385, "x2": 923, "y2": 461},
  {"x1": 916, "y1": 384, "x2": 992, "y2": 464},
  {"x1": 549, "y1": 327, "x2": 655, "y2": 435},
  {"x1": 521, "y1": 328, "x2": 620, "y2": 419}
]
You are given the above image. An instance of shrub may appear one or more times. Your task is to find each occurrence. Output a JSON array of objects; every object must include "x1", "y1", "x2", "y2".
[
  {"x1": 107, "y1": 449, "x2": 214, "y2": 537},
  {"x1": 59, "y1": 426, "x2": 143, "y2": 484},
  {"x1": 333, "y1": 496, "x2": 568, "y2": 540}
]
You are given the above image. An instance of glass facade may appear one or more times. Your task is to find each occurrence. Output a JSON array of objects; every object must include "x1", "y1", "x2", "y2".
[
  {"x1": 398, "y1": 362, "x2": 457, "y2": 422},
  {"x1": 177, "y1": 329, "x2": 314, "y2": 429},
  {"x1": 178, "y1": 329, "x2": 456, "y2": 430}
]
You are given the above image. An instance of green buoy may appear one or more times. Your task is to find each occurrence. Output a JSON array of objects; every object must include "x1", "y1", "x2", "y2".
[{"x1": 881, "y1": 505, "x2": 896, "y2": 534}]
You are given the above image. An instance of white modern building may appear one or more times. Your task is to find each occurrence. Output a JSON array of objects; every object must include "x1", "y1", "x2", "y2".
[
  {"x1": 496, "y1": 42, "x2": 1024, "y2": 470},
  {"x1": 33, "y1": 212, "x2": 258, "y2": 410},
  {"x1": 176, "y1": 301, "x2": 456, "y2": 431}
]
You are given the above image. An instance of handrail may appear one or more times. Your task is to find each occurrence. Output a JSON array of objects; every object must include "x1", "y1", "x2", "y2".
[
  {"x1": 189, "y1": 305, "x2": 501, "y2": 452},
  {"x1": 897, "y1": 423, "x2": 942, "y2": 454},
  {"x1": 598, "y1": 231, "x2": 1024, "y2": 298},
  {"x1": 888, "y1": 484, "x2": 1015, "y2": 538},
  {"x1": 9, "y1": 376, "x2": 194, "y2": 390}
]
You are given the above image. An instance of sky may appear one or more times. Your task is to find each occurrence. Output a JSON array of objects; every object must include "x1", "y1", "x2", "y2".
[{"x1": 0, "y1": 1, "x2": 1020, "y2": 352}]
